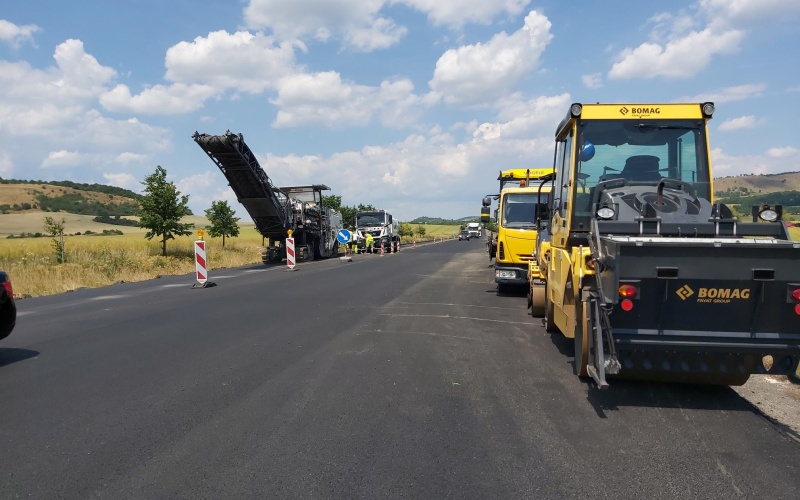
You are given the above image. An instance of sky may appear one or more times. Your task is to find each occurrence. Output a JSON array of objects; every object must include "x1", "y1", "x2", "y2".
[{"x1": 1, "y1": 0, "x2": 799, "y2": 222}]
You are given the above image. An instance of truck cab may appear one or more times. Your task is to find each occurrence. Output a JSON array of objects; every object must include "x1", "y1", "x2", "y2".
[
  {"x1": 355, "y1": 210, "x2": 400, "y2": 253},
  {"x1": 482, "y1": 168, "x2": 552, "y2": 293}
]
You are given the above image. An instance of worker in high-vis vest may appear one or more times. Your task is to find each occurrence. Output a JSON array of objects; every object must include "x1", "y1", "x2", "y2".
[{"x1": 365, "y1": 233, "x2": 374, "y2": 253}]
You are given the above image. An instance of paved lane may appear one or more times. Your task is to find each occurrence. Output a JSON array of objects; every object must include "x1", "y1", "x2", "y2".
[{"x1": 1, "y1": 240, "x2": 798, "y2": 498}]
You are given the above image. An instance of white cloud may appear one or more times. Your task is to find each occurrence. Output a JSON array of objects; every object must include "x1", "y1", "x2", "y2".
[
  {"x1": 679, "y1": 83, "x2": 766, "y2": 104},
  {"x1": 114, "y1": 152, "x2": 149, "y2": 165},
  {"x1": 608, "y1": 0, "x2": 800, "y2": 82},
  {"x1": 717, "y1": 115, "x2": 763, "y2": 131},
  {"x1": 766, "y1": 147, "x2": 799, "y2": 158},
  {"x1": 271, "y1": 72, "x2": 438, "y2": 128},
  {"x1": 242, "y1": 1, "x2": 533, "y2": 51},
  {"x1": 343, "y1": 17, "x2": 408, "y2": 52},
  {"x1": 177, "y1": 171, "x2": 218, "y2": 196},
  {"x1": 102, "y1": 172, "x2": 140, "y2": 192},
  {"x1": 100, "y1": 83, "x2": 218, "y2": 115},
  {"x1": 0, "y1": 152, "x2": 12, "y2": 177},
  {"x1": 41, "y1": 150, "x2": 83, "y2": 169},
  {"x1": 0, "y1": 19, "x2": 39, "y2": 48},
  {"x1": 711, "y1": 146, "x2": 800, "y2": 177},
  {"x1": 164, "y1": 30, "x2": 301, "y2": 93},
  {"x1": 608, "y1": 28, "x2": 743, "y2": 80},
  {"x1": 700, "y1": 0, "x2": 800, "y2": 26},
  {"x1": 257, "y1": 92, "x2": 568, "y2": 218},
  {"x1": 397, "y1": 0, "x2": 531, "y2": 28},
  {"x1": 582, "y1": 73, "x2": 603, "y2": 89},
  {"x1": 244, "y1": 0, "x2": 405, "y2": 51},
  {"x1": 429, "y1": 11, "x2": 553, "y2": 106}
]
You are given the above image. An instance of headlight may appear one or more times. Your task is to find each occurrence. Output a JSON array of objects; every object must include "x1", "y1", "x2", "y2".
[
  {"x1": 496, "y1": 270, "x2": 516, "y2": 279},
  {"x1": 701, "y1": 102, "x2": 715, "y2": 117},
  {"x1": 570, "y1": 103, "x2": 582, "y2": 117},
  {"x1": 596, "y1": 207, "x2": 616, "y2": 220},
  {"x1": 758, "y1": 208, "x2": 778, "y2": 222}
]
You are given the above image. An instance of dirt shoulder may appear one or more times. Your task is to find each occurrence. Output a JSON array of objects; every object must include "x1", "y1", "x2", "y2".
[{"x1": 733, "y1": 375, "x2": 800, "y2": 441}]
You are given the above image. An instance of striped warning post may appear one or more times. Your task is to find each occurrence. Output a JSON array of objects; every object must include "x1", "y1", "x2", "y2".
[
  {"x1": 195, "y1": 240, "x2": 207, "y2": 285},
  {"x1": 286, "y1": 237, "x2": 296, "y2": 270}
]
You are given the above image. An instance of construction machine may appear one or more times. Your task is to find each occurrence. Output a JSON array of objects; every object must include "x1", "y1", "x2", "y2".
[
  {"x1": 538, "y1": 102, "x2": 800, "y2": 388},
  {"x1": 193, "y1": 131, "x2": 342, "y2": 263},
  {"x1": 482, "y1": 168, "x2": 553, "y2": 293},
  {"x1": 354, "y1": 209, "x2": 400, "y2": 253}
]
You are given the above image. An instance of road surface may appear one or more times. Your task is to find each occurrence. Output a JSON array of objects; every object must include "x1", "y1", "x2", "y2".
[{"x1": 2, "y1": 240, "x2": 798, "y2": 498}]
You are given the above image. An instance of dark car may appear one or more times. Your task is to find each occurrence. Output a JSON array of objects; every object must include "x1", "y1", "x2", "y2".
[
  {"x1": 459, "y1": 230, "x2": 470, "y2": 241},
  {"x1": 0, "y1": 271, "x2": 17, "y2": 340}
]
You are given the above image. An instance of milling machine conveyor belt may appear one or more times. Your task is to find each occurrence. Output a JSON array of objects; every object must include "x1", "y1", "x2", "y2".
[{"x1": 192, "y1": 131, "x2": 288, "y2": 238}]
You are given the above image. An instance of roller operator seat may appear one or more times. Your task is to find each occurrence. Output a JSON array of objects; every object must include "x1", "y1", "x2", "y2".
[{"x1": 620, "y1": 155, "x2": 662, "y2": 182}]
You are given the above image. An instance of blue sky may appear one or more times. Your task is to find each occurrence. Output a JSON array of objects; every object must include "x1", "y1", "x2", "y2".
[{"x1": 1, "y1": 0, "x2": 799, "y2": 221}]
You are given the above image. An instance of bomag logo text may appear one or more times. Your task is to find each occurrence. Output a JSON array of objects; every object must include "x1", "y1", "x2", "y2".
[
  {"x1": 698, "y1": 288, "x2": 750, "y2": 299},
  {"x1": 696, "y1": 287, "x2": 750, "y2": 304},
  {"x1": 676, "y1": 285, "x2": 750, "y2": 303},
  {"x1": 631, "y1": 107, "x2": 660, "y2": 115}
]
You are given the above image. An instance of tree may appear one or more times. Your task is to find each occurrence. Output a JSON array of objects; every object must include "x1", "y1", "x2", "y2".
[
  {"x1": 43, "y1": 216, "x2": 66, "y2": 263},
  {"x1": 321, "y1": 195, "x2": 376, "y2": 229},
  {"x1": 415, "y1": 224, "x2": 426, "y2": 237},
  {"x1": 205, "y1": 200, "x2": 240, "y2": 248},
  {"x1": 398, "y1": 222, "x2": 414, "y2": 238},
  {"x1": 321, "y1": 194, "x2": 342, "y2": 211},
  {"x1": 137, "y1": 165, "x2": 193, "y2": 256}
]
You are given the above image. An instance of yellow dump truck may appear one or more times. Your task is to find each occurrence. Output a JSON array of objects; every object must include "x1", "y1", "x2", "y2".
[
  {"x1": 537, "y1": 102, "x2": 800, "y2": 388},
  {"x1": 482, "y1": 168, "x2": 553, "y2": 293}
]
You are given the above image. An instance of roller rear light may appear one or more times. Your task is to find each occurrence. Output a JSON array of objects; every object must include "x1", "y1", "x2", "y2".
[
  {"x1": 618, "y1": 283, "x2": 638, "y2": 312},
  {"x1": 792, "y1": 287, "x2": 800, "y2": 316}
]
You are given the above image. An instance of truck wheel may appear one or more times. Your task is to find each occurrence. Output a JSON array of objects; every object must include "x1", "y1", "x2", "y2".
[
  {"x1": 530, "y1": 284, "x2": 545, "y2": 317},
  {"x1": 574, "y1": 295, "x2": 589, "y2": 378}
]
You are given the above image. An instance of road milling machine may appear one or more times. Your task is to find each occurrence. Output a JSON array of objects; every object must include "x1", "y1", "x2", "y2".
[
  {"x1": 534, "y1": 102, "x2": 800, "y2": 388},
  {"x1": 193, "y1": 131, "x2": 342, "y2": 264}
]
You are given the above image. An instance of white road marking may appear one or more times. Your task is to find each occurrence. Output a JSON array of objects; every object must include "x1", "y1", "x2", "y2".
[{"x1": 88, "y1": 295, "x2": 125, "y2": 301}]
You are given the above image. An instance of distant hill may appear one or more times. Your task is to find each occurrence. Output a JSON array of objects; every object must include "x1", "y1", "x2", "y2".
[
  {"x1": 0, "y1": 179, "x2": 142, "y2": 217},
  {"x1": 410, "y1": 216, "x2": 477, "y2": 225},
  {"x1": 714, "y1": 171, "x2": 800, "y2": 196},
  {"x1": 713, "y1": 171, "x2": 800, "y2": 217}
]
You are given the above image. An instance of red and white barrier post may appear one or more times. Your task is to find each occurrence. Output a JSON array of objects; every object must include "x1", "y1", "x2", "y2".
[
  {"x1": 193, "y1": 229, "x2": 216, "y2": 288},
  {"x1": 286, "y1": 229, "x2": 296, "y2": 270},
  {"x1": 195, "y1": 240, "x2": 207, "y2": 285}
]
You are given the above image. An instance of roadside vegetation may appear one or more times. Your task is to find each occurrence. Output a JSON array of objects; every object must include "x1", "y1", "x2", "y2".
[{"x1": 0, "y1": 221, "x2": 460, "y2": 297}]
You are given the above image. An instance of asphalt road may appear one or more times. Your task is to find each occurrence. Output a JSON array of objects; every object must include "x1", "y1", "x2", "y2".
[{"x1": 1, "y1": 240, "x2": 798, "y2": 499}]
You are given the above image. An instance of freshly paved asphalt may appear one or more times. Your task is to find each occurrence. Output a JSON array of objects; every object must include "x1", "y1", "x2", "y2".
[{"x1": 1, "y1": 239, "x2": 798, "y2": 498}]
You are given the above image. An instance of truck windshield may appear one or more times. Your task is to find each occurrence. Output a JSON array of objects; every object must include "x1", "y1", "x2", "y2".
[
  {"x1": 503, "y1": 193, "x2": 549, "y2": 228},
  {"x1": 572, "y1": 119, "x2": 712, "y2": 229},
  {"x1": 356, "y1": 212, "x2": 386, "y2": 227},
  {"x1": 576, "y1": 119, "x2": 711, "y2": 194}
]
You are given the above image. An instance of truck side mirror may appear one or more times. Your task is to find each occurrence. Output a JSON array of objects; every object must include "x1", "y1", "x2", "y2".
[
  {"x1": 480, "y1": 206, "x2": 490, "y2": 223},
  {"x1": 537, "y1": 203, "x2": 550, "y2": 221},
  {"x1": 482, "y1": 196, "x2": 491, "y2": 207}
]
